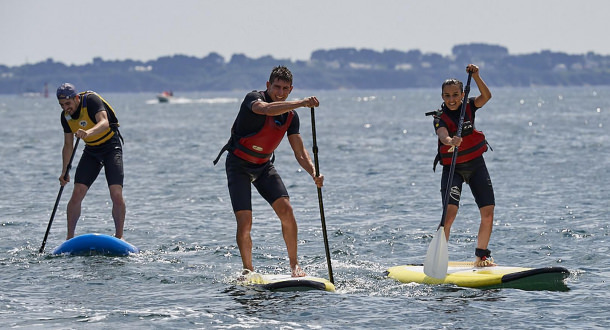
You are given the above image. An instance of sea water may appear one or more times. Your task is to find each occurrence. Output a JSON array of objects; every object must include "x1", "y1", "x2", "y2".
[{"x1": 0, "y1": 87, "x2": 608, "y2": 328}]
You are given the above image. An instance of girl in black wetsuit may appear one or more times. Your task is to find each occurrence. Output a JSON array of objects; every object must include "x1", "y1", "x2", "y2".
[{"x1": 432, "y1": 64, "x2": 496, "y2": 267}]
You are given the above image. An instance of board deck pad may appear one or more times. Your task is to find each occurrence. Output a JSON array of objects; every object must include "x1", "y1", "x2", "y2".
[
  {"x1": 52, "y1": 233, "x2": 139, "y2": 256},
  {"x1": 237, "y1": 272, "x2": 335, "y2": 292},
  {"x1": 386, "y1": 261, "x2": 569, "y2": 291}
]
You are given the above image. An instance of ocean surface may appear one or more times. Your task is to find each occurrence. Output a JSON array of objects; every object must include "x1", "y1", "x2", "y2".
[{"x1": 0, "y1": 86, "x2": 608, "y2": 329}]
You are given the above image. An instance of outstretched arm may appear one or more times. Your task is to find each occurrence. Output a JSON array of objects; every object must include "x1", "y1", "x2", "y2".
[{"x1": 252, "y1": 96, "x2": 319, "y2": 116}]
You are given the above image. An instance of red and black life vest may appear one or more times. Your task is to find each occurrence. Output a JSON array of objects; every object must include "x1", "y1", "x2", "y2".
[
  {"x1": 231, "y1": 112, "x2": 295, "y2": 164},
  {"x1": 213, "y1": 90, "x2": 295, "y2": 166},
  {"x1": 435, "y1": 103, "x2": 488, "y2": 167}
]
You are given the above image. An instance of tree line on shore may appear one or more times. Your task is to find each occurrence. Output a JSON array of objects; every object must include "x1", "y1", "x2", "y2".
[{"x1": 2, "y1": 43, "x2": 609, "y2": 95}]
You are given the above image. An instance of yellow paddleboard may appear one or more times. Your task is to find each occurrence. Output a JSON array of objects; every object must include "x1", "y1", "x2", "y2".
[{"x1": 386, "y1": 262, "x2": 569, "y2": 291}]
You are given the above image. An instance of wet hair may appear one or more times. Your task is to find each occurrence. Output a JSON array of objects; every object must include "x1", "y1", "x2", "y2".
[
  {"x1": 442, "y1": 78, "x2": 463, "y2": 93},
  {"x1": 269, "y1": 65, "x2": 293, "y2": 85}
]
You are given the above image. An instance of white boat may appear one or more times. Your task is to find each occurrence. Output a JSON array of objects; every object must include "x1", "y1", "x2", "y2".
[{"x1": 157, "y1": 91, "x2": 174, "y2": 103}]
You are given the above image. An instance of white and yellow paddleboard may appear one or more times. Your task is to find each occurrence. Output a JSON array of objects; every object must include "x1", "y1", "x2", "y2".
[
  {"x1": 386, "y1": 262, "x2": 569, "y2": 291},
  {"x1": 238, "y1": 272, "x2": 335, "y2": 292}
]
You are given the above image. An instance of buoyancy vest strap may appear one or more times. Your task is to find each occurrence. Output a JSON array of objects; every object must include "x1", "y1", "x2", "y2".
[
  {"x1": 439, "y1": 140, "x2": 487, "y2": 161},
  {"x1": 433, "y1": 154, "x2": 441, "y2": 172},
  {"x1": 213, "y1": 138, "x2": 232, "y2": 165},
  {"x1": 212, "y1": 138, "x2": 275, "y2": 166},
  {"x1": 87, "y1": 130, "x2": 114, "y2": 145},
  {"x1": 233, "y1": 141, "x2": 273, "y2": 159}
]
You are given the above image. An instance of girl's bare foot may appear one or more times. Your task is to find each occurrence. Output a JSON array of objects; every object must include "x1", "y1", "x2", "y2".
[{"x1": 474, "y1": 256, "x2": 496, "y2": 267}]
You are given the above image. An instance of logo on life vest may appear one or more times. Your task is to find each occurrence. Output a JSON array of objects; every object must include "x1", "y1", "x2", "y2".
[
  {"x1": 252, "y1": 145, "x2": 263, "y2": 152},
  {"x1": 79, "y1": 120, "x2": 87, "y2": 127}
]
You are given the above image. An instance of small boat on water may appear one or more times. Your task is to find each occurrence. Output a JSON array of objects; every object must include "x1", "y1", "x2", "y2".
[{"x1": 157, "y1": 91, "x2": 174, "y2": 103}]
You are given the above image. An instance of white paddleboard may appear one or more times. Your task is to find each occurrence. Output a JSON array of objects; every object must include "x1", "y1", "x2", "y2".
[{"x1": 237, "y1": 272, "x2": 335, "y2": 292}]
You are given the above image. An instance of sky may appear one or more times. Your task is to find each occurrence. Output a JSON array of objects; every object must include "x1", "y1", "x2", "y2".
[{"x1": 1, "y1": 0, "x2": 609, "y2": 67}]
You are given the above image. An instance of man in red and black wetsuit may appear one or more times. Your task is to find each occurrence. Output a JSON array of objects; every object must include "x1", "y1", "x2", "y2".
[
  {"x1": 432, "y1": 64, "x2": 495, "y2": 267},
  {"x1": 214, "y1": 66, "x2": 322, "y2": 277}
]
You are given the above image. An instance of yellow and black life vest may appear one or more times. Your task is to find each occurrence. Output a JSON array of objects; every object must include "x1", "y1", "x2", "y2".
[{"x1": 64, "y1": 91, "x2": 120, "y2": 146}]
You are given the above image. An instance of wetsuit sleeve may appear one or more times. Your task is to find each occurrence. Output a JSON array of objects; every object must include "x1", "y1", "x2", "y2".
[
  {"x1": 433, "y1": 115, "x2": 446, "y2": 131},
  {"x1": 86, "y1": 94, "x2": 107, "y2": 123},
  {"x1": 244, "y1": 91, "x2": 264, "y2": 111},
  {"x1": 469, "y1": 97, "x2": 479, "y2": 113},
  {"x1": 233, "y1": 91, "x2": 267, "y2": 136},
  {"x1": 60, "y1": 112, "x2": 71, "y2": 133},
  {"x1": 287, "y1": 111, "x2": 300, "y2": 135}
]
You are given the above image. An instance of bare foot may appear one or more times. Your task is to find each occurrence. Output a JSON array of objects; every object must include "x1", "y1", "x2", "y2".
[
  {"x1": 237, "y1": 268, "x2": 253, "y2": 282},
  {"x1": 291, "y1": 265, "x2": 306, "y2": 277},
  {"x1": 474, "y1": 257, "x2": 496, "y2": 267}
]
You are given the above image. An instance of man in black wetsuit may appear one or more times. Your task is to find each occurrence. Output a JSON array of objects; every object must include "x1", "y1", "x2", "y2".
[
  {"x1": 214, "y1": 66, "x2": 322, "y2": 277},
  {"x1": 56, "y1": 83, "x2": 126, "y2": 240}
]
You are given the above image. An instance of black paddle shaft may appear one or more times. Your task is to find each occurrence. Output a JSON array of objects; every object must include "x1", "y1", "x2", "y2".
[
  {"x1": 310, "y1": 107, "x2": 334, "y2": 284},
  {"x1": 439, "y1": 72, "x2": 473, "y2": 229},
  {"x1": 39, "y1": 138, "x2": 80, "y2": 253}
]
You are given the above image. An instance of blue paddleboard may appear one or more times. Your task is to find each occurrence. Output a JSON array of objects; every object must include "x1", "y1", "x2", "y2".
[{"x1": 52, "y1": 233, "x2": 139, "y2": 256}]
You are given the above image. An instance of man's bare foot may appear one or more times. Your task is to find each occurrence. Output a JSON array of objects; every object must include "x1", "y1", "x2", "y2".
[
  {"x1": 291, "y1": 265, "x2": 306, "y2": 277},
  {"x1": 474, "y1": 256, "x2": 496, "y2": 267},
  {"x1": 237, "y1": 268, "x2": 254, "y2": 282}
]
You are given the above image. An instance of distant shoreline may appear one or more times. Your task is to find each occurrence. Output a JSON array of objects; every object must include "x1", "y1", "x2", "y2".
[{"x1": 2, "y1": 43, "x2": 610, "y2": 95}]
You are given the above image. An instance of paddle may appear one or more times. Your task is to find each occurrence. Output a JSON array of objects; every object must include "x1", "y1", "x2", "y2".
[
  {"x1": 310, "y1": 107, "x2": 334, "y2": 284},
  {"x1": 39, "y1": 138, "x2": 80, "y2": 253},
  {"x1": 424, "y1": 71, "x2": 473, "y2": 279}
]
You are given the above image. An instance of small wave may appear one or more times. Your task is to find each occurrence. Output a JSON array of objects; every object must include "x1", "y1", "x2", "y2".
[
  {"x1": 193, "y1": 97, "x2": 239, "y2": 104},
  {"x1": 147, "y1": 97, "x2": 239, "y2": 105}
]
